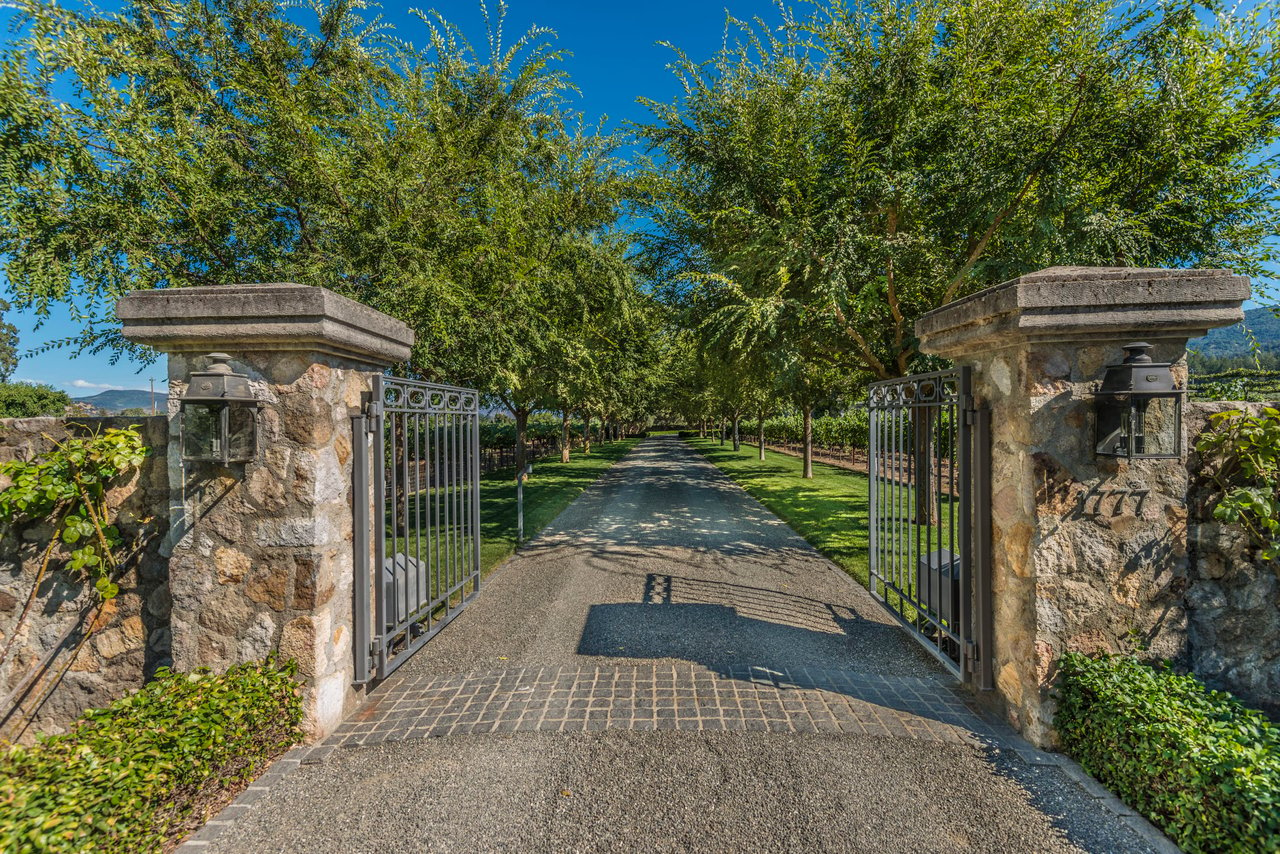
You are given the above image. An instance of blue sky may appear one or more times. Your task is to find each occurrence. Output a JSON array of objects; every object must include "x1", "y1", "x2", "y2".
[{"x1": 1, "y1": 1, "x2": 1276, "y2": 393}]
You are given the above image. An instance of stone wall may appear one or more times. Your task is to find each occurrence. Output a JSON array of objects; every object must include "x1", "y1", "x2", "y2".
[
  {"x1": 0, "y1": 416, "x2": 169, "y2": 741},
  {"x1": 1185, "y1": 401, "x2": 1280, "y2": 718}
]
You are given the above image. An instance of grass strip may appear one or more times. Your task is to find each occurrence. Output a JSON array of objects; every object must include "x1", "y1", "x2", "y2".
[
  {"x1": 478, "y1": 439, "x2": 638, "y2": 573},
  {"x1": 685, "y1": 437, "x2": 871, "y2": 584}
]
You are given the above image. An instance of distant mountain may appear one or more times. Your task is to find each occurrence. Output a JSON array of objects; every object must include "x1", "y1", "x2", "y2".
[
  {"x1": 72, "y1": 389, "x2": 167, "y2": 413},
  {"x1": 1191, "y1": 306, "x2": 1280, "y2": 358}
]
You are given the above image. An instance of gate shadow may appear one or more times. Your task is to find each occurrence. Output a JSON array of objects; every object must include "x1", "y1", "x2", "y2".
[{"x1": 574, "y1": 573, "x2": 969, "y2": 732}]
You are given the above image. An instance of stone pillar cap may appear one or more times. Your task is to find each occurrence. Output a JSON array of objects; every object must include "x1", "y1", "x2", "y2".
[
  {"x1": 915, "y1": 266, "x2": 1250, "y2": 359},
  {"x1": 118, "y1": 283, "x2": 414, "y2": 368}
]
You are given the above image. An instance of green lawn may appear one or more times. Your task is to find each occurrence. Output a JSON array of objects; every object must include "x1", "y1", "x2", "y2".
[
  {"x1": 478, "y1": 439, "x2": 639, "y2": 572},
  {"x1": 685, "y1": 437, "x2": 872, "y2": 585}
]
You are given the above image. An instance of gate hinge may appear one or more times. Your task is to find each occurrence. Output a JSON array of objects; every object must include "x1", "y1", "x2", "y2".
[{"x1": 365, "y1": 399, "x2": 383, "y2": 422}]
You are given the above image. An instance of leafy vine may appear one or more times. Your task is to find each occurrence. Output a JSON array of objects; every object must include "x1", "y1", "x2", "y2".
[
  {"x1": 1195, "y1": 407, "x2": 1280, "y2": 561},
  {"x1": 0, "y1": 426, "x2": 149, "y2": 738}
]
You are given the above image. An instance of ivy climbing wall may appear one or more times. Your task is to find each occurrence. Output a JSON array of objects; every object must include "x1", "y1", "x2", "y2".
[
  {"x1": 0, "y1": 416, "x2": 169, "y2": 742},
  {"x1": 1186, "y1": 402, "x2": 1280, "y2": 719}
]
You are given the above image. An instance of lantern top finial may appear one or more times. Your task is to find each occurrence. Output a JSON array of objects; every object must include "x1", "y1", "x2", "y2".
[
  {"x1": 205, "y1": 352, "x2": 235, "y2": 374},
  {"x1": 1121, "y1": 342, "x2": 1154, "y2": 364},
  {"x1": 181, "y1": 353, "x2": 258, "y2": 406}
]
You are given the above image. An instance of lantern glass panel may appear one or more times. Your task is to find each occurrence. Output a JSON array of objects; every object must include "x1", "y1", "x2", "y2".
[
  {"x1": 1095, "y1": 394, "x2": 1182, "y2": 458},
  {"x1": 1095, "y1": 398, "x2": 1129, "y2": 456},
  {"x1": 181, "y1": 402, "x2": 223, "y2": 461},
  {"x1": 226, "y1": 404, "x2": 257, "y2": 462},
  {"x1": 1133, "y1": 395, "x2": 1180, "y2": 457}
]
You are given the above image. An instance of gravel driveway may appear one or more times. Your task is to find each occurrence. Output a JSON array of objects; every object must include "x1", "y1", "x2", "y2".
[{"x1": 205, "y1": 437, "x2": 1159, "y2": 854}]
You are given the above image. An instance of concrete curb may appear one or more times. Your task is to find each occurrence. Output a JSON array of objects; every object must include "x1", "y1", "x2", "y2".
[
  {"x1": 989, "y1": 732, "x2": 1182, "y2": 854},
  {"x1": 173, "y1": 747, "x2": 307, "y2": 852}
]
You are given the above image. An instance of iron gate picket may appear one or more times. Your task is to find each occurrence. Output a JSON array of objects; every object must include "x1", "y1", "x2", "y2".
[
  {"x1": 353, "y1": 375, "x2": 481, "y2": 682},
  {"x1": 867, "y1": 367, "x2": 993, "y2": 688}
]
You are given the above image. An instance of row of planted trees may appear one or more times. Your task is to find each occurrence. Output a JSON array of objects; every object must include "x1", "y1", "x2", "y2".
[
  {"x1": 0, "y1": 0, "x2": 666, "y2": 473},
  {"x1": 0, "y1": 0, "x2": 1277, "y2": 476},
  {"x1": 640, "y1": 0, "x2": 1279, "y2": 476}
]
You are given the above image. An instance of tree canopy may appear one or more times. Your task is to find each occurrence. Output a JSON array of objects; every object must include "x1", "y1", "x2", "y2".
[
  {"x1": 0, "y1": 0, "x2": 655, "y2": 454},
  {"x1": 1, "y1": 0, "x2": 1277, "y2": 477},
  {"x1": 640, "y1": 0, "x2": 1280, "y2": 382}
]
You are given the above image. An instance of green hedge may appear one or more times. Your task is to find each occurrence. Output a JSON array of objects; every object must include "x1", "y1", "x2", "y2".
[
  {"x1": 0, "y1": 659, "x2": 303, "y2": 853},
  {"x1": 1055, "y1": 652, "x2": 1280, "y2": 853}
]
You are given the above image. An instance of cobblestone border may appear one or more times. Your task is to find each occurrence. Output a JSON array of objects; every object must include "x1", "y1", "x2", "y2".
[
  {"x1": 312, "y1": 664, "x2": 994, "y2": 748},
  {"x1": 173, "y1": 747, "x2": 307, "y2": 852}
]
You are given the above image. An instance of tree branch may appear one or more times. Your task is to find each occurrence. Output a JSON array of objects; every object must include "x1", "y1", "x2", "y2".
[
  {"x1": 941, "y1": 78, "x2": 1090, "y2": 304},
  {"x1": 830, "y1": 301, "x2": 891, "y2": 379}
]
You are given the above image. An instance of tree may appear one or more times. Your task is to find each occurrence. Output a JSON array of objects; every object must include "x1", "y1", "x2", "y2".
[
  {"x1": 642, "y1": 0, "x2": 1280, "y2": 381},
  {"x1": 1, "y1": 0, "x2": 399, "y2": 356},
  {"x1": 0, "y1": 0, "x2": 650, "y2": 467},
  {"x1": 0, "y1": 300, "x2": 17, "y2": 383},
  {"x1": 0, "y1": 383, "x2": 70, "y2": 417}
]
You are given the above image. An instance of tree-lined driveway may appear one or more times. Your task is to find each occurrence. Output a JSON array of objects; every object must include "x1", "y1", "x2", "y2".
[{"x1": 208, "y1": 437, "x2": 1158, "y2": 853}]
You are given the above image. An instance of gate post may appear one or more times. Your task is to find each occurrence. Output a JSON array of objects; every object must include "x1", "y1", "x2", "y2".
[
  {"x1": 118, "y1": 284, "x2": 413, "y2": 739},
  {"x1": 916, "y1": 266, "x2": 1248, "y2": 747}
]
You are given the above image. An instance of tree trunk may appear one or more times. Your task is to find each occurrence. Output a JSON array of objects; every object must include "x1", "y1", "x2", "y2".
[
  {"x1": 515, "y1": 407, "x2": 530, "y2": 476},
  {"x1": 758, "y1": 409, "x2": 766, "y2": 461},
  {"x1": 719, "y1": 419, "x2": 725, "y2": 446},
  {"x1": 802, "y1": 405, "x2": 814, "y2": 479},
  {"x1": 914, "y1": 408, "x2": 936, "y2": 524},
  {"x1": 732, "y1": 411, "x2": 741, "y2": 451},
  {"x1": 560, "y1": 410, "x2": 571, "y2": 463},
  {"x1": 393, "y1": 417, "x2": 406, "y2": 536},
  {"x1": 582, "y1": 412, "x2": 591, "y2": 455}
]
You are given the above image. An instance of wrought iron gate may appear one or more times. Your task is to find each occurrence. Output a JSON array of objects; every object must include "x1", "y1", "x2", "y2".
[
  {"x1": 867, "y1": 367, "x2": 992, "y2": 688},
  {"x1": 353, "y1": 376, "x2": 481, "y2": 682}
]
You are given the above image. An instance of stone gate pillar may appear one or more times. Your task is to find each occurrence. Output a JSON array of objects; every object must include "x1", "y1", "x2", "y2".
[
  {"x1": 118, "y1": 284, "x2": 413, "y2": 738},
  {"x1": 915, "y1": 267, "x2": 1249, "y2": 747}
]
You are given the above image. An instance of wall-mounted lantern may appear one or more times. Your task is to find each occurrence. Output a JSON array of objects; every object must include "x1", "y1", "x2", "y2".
[
  {"x1": 1094, "y1": 342, "x2": 1184, "y2": 459},
  {"x1": 180, "y1": 353, "x2": 260, "y2": 465}
]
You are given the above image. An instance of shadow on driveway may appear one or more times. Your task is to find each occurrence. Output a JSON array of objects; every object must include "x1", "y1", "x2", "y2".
[{"x1": 574, "y1": 571, "x2": 973, "y2": 733}]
